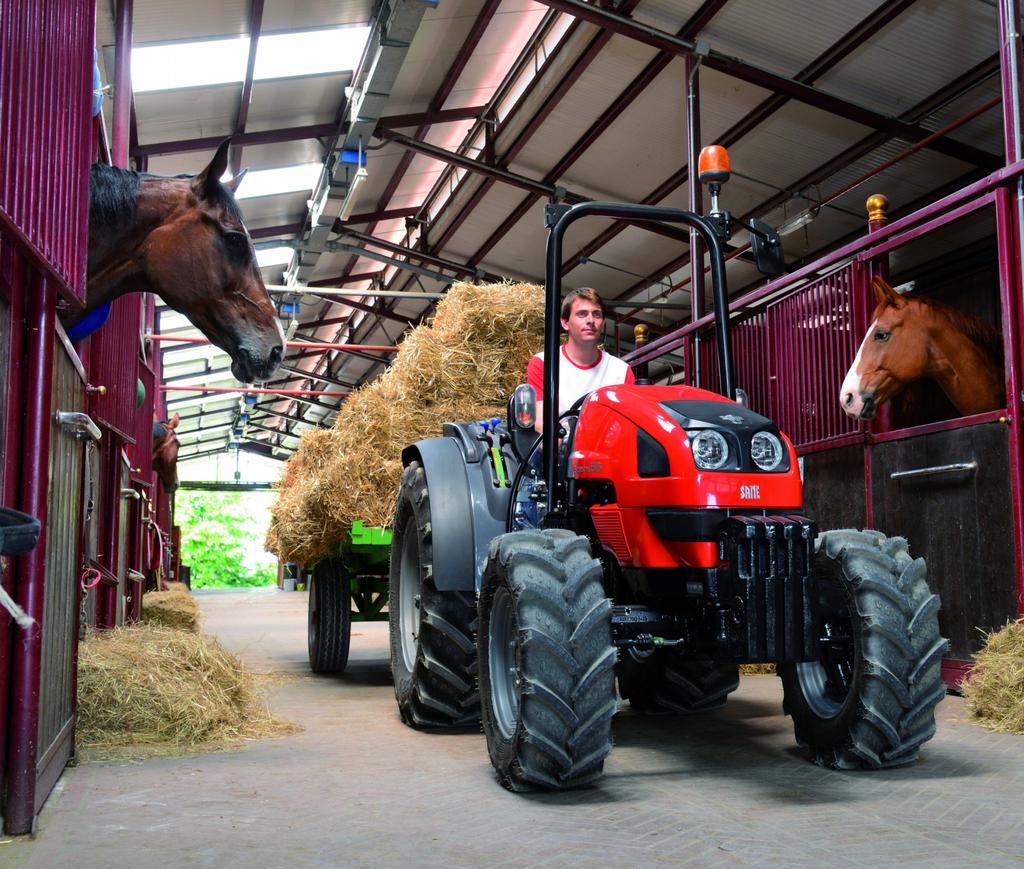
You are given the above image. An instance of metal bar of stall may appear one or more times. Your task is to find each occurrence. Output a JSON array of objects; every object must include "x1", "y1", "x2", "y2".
[
  {"x1": 994, "y1": 187, "x2": 1024, "y2": 612},
  {"x1": 112, "y1": 0, "x2": 132, "y2": 168},
  {"x1": 6, "y1": 270, "x2": 56, "y2": 835},
  {"x1": 629, "y1": 158, "x2": 1024, "y2": 367}
]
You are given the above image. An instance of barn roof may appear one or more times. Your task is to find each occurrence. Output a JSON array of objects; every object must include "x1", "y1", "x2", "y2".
[{"x1": 93, "y1": 0, "x2": 1012, "y2": 467}]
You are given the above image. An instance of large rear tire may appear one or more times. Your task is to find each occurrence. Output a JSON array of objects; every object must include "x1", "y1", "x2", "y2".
[
  {"x1": 778, "y1": 530, "x2": 947, "y2": 769},
  {"x1": 618, "y1": 650, "x2": 738, "y2": 714},
  {"x1": 478, "y1": 530, "x2": 617, "y2": 791},
  {"x1": 389, "y1": 461, "x2": 479, "y2": 728},
  {"x1": 308, "y1": 557, "x2": 351, "y2": 674}
]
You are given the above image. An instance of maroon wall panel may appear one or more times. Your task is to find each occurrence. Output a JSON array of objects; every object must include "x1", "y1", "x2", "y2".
[{"x1": 0, "y1": 0, "x2": 94, "y2": 304}]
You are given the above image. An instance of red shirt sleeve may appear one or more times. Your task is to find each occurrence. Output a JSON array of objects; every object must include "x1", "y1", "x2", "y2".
[
  {"x1": 526, "y1": 355, "x2": 545, "y2": 402},
  {"x1": 623, "y1": 365, "x2": 635, "y2": 385}
]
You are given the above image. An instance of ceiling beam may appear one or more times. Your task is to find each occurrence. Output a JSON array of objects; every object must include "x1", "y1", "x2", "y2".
[
  {"x1": 230, "y1": 0, "x2": 264, "y2": 175},
  {"x1": 132, "y1": 106, "x2": 487, "y2": 159}
]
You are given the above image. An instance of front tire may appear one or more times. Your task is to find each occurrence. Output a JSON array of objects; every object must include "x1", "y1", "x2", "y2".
[
  {"x1": 389, "y1": 461, "x2": 479, "y2": 728},
  {"x1": 308, "y1": 557, "x2": 351, "y2": 674},
  {"x1": 778, "y1": 530, "x2": 947, "y2": 769},
  {"x1": 478, "y1": 530, "x2": 617, "y2": 791}
]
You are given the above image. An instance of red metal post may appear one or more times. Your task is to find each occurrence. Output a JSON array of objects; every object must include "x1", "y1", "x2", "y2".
[
  {"x1": 5, "y1": 269, "x2": 56, "y2": 835},
  {"x1": 0, "y1": 250, "x2": 26, "y2": 795},
  {"x1": 112, "y1": 0, "x2": 133, "y2": 168},
  {"x1": 686, "y1": 53, "x2": 704, "y2": 389}
]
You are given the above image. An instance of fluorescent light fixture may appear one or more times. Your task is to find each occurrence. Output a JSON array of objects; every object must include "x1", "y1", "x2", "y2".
[
  {"x1": 776, "y1": 208, "x2": 818, "y2": 238},
  {"x1": 338, "y1": 166, "x2": 369, "y2": 222},
  {"x1": 235, "y1": 163, "x2": 322, "y2": 200},
  {"x1": 132, "y1": 27, "x2": 371, "y2": 94},
  {"x1": 254, "y1": 27, "x2": 371, "y2": 80},
  {"x1": 256, "y1": 246, "x2": 296, "y2": 268}
]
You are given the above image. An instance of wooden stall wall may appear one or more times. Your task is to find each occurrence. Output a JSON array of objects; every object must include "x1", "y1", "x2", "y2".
[{"x1": 36, "y1": 330, "x2": 88, "y2": 811}]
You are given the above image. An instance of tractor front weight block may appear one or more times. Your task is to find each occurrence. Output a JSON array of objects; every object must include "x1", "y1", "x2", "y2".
[{"x1": 712, "y1": 515, "x2": 818, "y2": 664}]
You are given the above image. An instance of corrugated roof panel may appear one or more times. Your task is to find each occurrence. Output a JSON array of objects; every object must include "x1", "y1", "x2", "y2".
[
  {"x1": 261, "y1": 0, "x2": 372, "y2": 31},
  {"x1": 697, "y1": 0, "x2": 887, "y2": 79},
  {"x1": 135, "y1": 85, "x2": 238, "y2": 144},
  {"x1": 246, "y1": 74, "x2": 351, "y2": 131},
  {"x1": 815, "y1": 1, "x2": 998, "y2": 118}
]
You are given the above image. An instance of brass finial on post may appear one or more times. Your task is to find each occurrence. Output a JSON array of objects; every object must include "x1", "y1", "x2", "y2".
[
  {"x1": 866, "y1": 193, "x2": 888, "y2": 227},
  {"x1": 632, "y1": 324, "x2": 651, "y2": 385}
]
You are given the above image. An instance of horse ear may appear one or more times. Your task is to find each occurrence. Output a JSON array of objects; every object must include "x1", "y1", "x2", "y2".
[
  {"x1": 224, "y1": 168, "x2": 247, "y2": 192},
  {"x1": 168, "y1": 413, "x2": 180, "y2": 430},
  {"x1": 872, "y1": 277, "x2": 905, "y2": 309},
  {"x1": 193, "y1": 138, "x2": 232, "y2": 198}
]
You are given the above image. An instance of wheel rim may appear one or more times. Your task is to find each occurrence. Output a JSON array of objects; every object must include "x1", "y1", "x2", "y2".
[
  {"x1": 398, "y1": 517, "x2": 422, "y2": 673},
  {"x1": 795, "y1": 614, "x2": 856, "y2": 718},
  {"x1": 488, "y1": 584, "x2": 520, "y2": 739}
]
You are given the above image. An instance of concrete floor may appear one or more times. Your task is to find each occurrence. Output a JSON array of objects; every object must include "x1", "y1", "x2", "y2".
[{"x1": 5, "y1": 587, "x2": 1024, "y2": 868}]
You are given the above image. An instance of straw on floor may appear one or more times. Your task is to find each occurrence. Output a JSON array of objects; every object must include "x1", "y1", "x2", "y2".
[
  {"x1": 77, "y1": 625, "x2": 299, "y2": 759},
  {"x1": 141, "y1": 583, "x2": 200, "y2": 632},
  {"x1": 962, "y1": 619, "x2": 1024, "y2": 735}
]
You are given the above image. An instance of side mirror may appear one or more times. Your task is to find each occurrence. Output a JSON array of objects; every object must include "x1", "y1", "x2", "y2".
[
  {"x1": 749, "y1": 217, "x2": 785, "y2": 276},
  {"x1": 508, "y1": 384, "x2": 537, "y2": 431}
]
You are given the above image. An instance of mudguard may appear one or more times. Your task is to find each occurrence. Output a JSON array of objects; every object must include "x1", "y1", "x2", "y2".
[{"x1": 402, "y1": 427, "x2": 514, "y2": 592}]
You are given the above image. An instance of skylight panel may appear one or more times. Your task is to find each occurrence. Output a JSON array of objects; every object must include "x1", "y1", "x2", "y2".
[
  {"x1": 132, "y1": 26, "x2": 371, "y2": 93},
  {"x1": 254, "y1": 27, "x2": 371, "y2": 80},
  {"x1": 132, "y1": 37, "x2": 249, "y2": 92},
  {"x1": 235, "y1": 163, "x2": 322, "y2": 199},
  {"x1": 256, "y1": 246, "x2": 296, "y2": 268}
]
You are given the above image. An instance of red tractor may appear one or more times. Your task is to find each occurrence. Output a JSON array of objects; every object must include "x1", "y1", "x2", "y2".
[{"x1": 389, "y1": 146, "x2": 946, "y2": 791}]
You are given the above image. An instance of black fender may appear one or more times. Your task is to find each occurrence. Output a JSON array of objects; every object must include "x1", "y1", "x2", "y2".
[{"x1": 402, "y1": 427, "x2": 515, "y2": 593}]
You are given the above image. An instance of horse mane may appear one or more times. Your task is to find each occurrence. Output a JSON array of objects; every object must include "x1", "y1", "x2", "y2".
[
  {"x1": 911, "y1": 296, "x2": 1004, "y2": 368},
  {"x1": 89, "y1": 163, "x2": 140, "y2": 227},
  {"x1": 90, "y1": 164, "x2": 244, "y2": 228}
]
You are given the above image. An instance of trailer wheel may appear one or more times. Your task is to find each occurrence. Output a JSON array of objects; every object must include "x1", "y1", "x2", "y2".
[
  {"x1": 389, "y1": 461, "x2": 480, "y2": 728},
  {"x1": 478, "y1": 529, "x2": 617, "y2": 791},
  {"x1": 618, "y1": 650, "x2": 738, "y2": 714},
  {"x1": 778, "y1": 530, "x2": 947, "y2": 769},
  {"x1": 308, "y1": 557, "x2": 351, "y2": 674}
]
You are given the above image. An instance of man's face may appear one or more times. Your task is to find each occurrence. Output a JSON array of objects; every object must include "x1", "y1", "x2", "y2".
[{"x1": 561, "y1": 297, "x2": 604, "y2": 346}]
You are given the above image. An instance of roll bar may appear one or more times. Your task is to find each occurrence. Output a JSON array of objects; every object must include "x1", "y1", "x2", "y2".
[{"x1": 541, "y1": 201, "x2": 736, "y2": 514}]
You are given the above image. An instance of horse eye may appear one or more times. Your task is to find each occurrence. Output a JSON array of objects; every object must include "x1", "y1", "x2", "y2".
[
  {"x1": 874, "y1": 329, "x2": 891, "y2": 342},
  {"x1": 223, "y1": 231, "x2": 250, "y2": 260}
]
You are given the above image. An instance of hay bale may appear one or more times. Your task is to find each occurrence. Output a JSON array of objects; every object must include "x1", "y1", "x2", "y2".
[
  {"x1": 77, "y1": 625, "x2": 298, "y2": 756},
  {"x1": 142, "y1": 585, "x2": 200, "y2": 632},
  {"x1": 267, "y1": 280, "x2": 544, "y2": 564},
  {"x1": 739, "y1": 664, "x2": 776, "y2": 676},
  {"x1": 962, "y1": 620, "x2": 1024, "y2": 734}
]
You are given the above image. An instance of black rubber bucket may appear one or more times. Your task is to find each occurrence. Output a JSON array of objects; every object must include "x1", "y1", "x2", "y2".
[{"x1": 0, "y1": 507, "x2": 41, "y2": 557}]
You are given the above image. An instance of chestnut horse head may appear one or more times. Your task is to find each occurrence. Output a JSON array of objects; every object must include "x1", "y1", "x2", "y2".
[
  {"x1": 84, "y1": 139, "x2": 285, "y2": 382},
  {"x1": 153, "y1": 413, "x2": 181, "y2": 492},
  {"x1": 840, "y1": 278, "x2": 1004, "y2": 421}
]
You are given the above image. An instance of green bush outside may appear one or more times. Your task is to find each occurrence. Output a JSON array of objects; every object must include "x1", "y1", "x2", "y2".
[{"x1": 176, "y1": 491, "x2": 278, "y2": 588}]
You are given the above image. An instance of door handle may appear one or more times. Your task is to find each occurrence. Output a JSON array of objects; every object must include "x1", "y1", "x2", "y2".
[{"x1": 890, "y1": 461, "x2": 977, "y2": 481}]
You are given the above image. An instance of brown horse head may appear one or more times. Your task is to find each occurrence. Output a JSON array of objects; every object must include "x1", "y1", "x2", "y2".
[
  {"x1": 86, "y1": 139, "x2": 285, "y2": 383},
  {"x1": 840, "y1": 277, "x2": 1004, "y2": 420},
  {"x1": 153, "y1": 413, "x2": 181, "y2": 492}
]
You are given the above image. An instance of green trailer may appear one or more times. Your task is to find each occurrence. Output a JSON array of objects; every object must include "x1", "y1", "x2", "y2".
[{"x1": 307, "y1": 521, "x2": 391, "y2": 673}]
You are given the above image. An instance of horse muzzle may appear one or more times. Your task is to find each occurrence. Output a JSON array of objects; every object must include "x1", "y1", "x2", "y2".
[
  {"x1": 840, "y1": 388, "x2": 875, "y2": 420},
  {"x1": 232, "y1": 343, "x2": 284, "y2": 382}
]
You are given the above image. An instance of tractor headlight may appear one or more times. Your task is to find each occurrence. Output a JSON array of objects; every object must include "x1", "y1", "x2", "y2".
[
  {"x1": 690, "y1": 430, "x2": 729, "y2": 470},
  {"x1": 750, "y1": 431, "x2": 784, "y2": 471}
]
